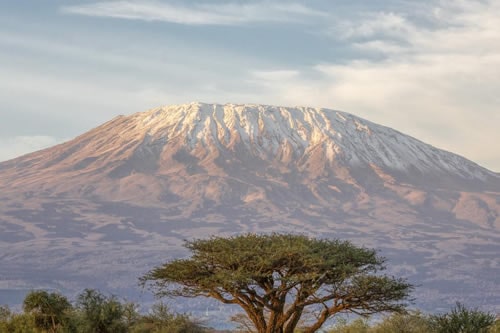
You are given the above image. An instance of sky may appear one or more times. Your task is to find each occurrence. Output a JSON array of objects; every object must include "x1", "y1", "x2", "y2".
[{"x1": 1, "y1": 0, "x2": 499, "y2": 172}]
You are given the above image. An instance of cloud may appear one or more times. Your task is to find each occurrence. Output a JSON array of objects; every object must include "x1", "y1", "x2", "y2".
[
  {"x1": 247, "y1": 0, "x2": 500, "y2": 171},
  {"x1": 61, "y1": 1, "x2": 324, "y2": 26},
  {"x1": 0, "y1": 136, "x2": 61, "y2": 162},
  {"x1": 0, "y1": 27, "x2": 264, "y2": 134},
  {"x1": 251, "y1": 70, "x2": 300, "y2": 81},
  {"x1": 335, "y1": 12, "x2": 416, "y2": 41}
]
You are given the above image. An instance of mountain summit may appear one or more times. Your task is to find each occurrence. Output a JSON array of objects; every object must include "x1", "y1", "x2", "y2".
[
  {"x1": 0, "y1": 102, "x2": 499, "y2": 313},
  {"x1": 1, "y1": 102, "x2": 497, "y2": 198}
]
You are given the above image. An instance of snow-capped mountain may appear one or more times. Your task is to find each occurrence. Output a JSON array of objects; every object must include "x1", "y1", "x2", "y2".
[
  {"x1": 1, "y1": 102, "x2": 497, "y2": 188},
  {"x1": 0, "y1": 103, "x2": 499, "y2": 314}
]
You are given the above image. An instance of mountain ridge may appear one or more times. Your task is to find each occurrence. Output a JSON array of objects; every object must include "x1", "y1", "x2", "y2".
[{"x1": 1, "y1": 102, "x2": 498, "y2": 192}]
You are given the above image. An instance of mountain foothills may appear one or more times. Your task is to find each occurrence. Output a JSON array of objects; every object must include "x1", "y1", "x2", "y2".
[{"x1": 0, "y1": 103, "x2": 499, "y2": 314}]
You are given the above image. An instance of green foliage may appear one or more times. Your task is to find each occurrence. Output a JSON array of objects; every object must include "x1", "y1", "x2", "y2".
[
  {"x1": 2, "y1": 313, "x2": 37, "y2": 333},
  {"x1": 0, "y1": 305, "x2": 11, "y2": 320},
  {"x1": 122, "y1": 302, "x2": 142, "y2": 328},
  {"x1": 0, "y1": 306, "x2": 11, "y2": 333},
  {"x1": 142, "y1": 233, "x2": 413, "y2": 333},
  {"x1": 75, "y1": 288, "x2": 128, "y2": 333},
  {"x1": 23, "y1": 290, "x2": 72, "y2": 333},
  {"x1": 1, "y1": 291, "x2": 205, "y2": 333},
  {"x1": 429, "y1": 302, "x2": 495, "y2": 333},
  {"x1": 1, "y1": 286, "x2": 497, "y2": 333},
  {"x1": 130, "y1": 302, "x2": 206, "y2": 333},
  {"x1": 324, "y1": 310, "x2": 497, "y2": 333},
  {"x1": 371, "y1": 311, "x2": 431, "y2": 333},
  {"x1": 328, "y1": 317, "x2": 370, "y2": 333}
]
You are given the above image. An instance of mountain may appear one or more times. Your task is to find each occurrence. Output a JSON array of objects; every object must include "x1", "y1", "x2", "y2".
[{"x1": 0, "y1": 102, "x2": 499, "y2": 315}]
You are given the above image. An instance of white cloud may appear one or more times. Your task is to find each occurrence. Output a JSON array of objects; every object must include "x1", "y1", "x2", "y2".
[
  {"x1": 61, "y1": 1, "x2": 324, "y2": 25},
  {"x1": 335, "y1": 12, "x2": 416, "y2": 40},
  {"x1": 0, "y1": 136, "x2": 61, "y2": 162},
  {"x1": 251, "y1": 70, "x2": 300, "y2": 81},
  {"x1": 247, "y1": 0, "x2": 500, "y2": 171}
]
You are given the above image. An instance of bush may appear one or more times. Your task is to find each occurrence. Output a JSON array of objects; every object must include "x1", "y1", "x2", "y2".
[
  {"x1": 130, "y1": 302, "x2": 206, "y2": 333},
  {"x1": 430, "y1": 302, "x2": 495, "y2": 333},
  {"x1": 327, "y1": 317, "x2": 370, "y2": 333},
  {"x1": 371, "y1": 311, "x2": 431, "y2": 333},
  {"x1": 0, "y1": 306, "x2": 37, "y2": 333},
  {"x1": 75, "y1": 289, "x2": 128, "y2": 333}
]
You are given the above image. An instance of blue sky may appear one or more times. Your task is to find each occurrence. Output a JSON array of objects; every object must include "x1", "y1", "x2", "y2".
[{"x1": 1, "y1": 0, "x2": 499, "y2": 171}]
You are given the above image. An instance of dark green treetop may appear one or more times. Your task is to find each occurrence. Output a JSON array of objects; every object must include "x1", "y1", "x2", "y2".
[{"x1": 23, "y1": 290, "x2": 72, "y2": 333}]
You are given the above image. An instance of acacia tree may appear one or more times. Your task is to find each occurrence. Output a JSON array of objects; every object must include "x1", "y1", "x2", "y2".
[{"x1": 141, "y1": 234, "x2": 413, "y2": 333}]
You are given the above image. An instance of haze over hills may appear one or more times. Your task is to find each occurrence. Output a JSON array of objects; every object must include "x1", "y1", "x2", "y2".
[{"x1": 0, "y1": 102, "x2": 499, "y2": 315}]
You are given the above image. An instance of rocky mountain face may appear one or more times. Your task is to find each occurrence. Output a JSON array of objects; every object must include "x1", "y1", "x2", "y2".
[{"x1": 0, "y1": 102, "x2": 499, "y2": 315}]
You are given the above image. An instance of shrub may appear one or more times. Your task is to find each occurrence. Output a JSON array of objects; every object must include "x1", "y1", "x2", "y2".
[
  {"x1": 130, "y1": 302, "x2": 206, "y2": 333},
  {"x1": 430, "y1": 302, "x2": 495, "y2": 333},
  {"x1": 371, "y1": 311, "x2": 431, "y2": 333},
  {"x1": 327, "y1": 317, "x2": 370, "y2": 333}
]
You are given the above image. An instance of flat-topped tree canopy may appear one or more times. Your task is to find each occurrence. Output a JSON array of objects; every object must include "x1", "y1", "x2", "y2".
[{"x1": 141, "y1": 233, "x2": 413, "y2": 333}]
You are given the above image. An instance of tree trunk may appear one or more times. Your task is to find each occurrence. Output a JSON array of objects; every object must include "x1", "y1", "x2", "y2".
[{"x1": 52, "y1": 315, "x2": 57, "y2": 333}]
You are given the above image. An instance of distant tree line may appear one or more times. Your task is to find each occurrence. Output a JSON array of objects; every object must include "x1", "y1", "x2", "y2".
[
  {"x1": 0, "y1": 289, "x2": 206, "y2": 333},
  {"x1": 1, "y1": 294, "x2": 498, "y2": 333}
]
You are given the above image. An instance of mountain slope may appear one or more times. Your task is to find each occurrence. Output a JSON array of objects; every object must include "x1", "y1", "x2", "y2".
[{"x1": 0, "y1": 102, "x2": 498, "y2": 315}]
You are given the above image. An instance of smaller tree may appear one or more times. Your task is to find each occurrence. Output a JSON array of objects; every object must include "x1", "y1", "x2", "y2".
[
  {"x1": 430, "y1": 302, "x2": 495, "y2": 333},
  {"x1": 23, "y1": 290, "x2": 72, "y2": 333},
  {"x1": 76, "y1": 289, "x2": 127, "y2": 333},
  {"x1": 122, "y1": 301, "x2": 141, "y2": 328}
]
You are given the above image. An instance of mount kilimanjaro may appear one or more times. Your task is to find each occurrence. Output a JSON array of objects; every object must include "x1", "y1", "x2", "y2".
[{"x1": 0, "y1": 102, "x2": 499, "y2": 314}]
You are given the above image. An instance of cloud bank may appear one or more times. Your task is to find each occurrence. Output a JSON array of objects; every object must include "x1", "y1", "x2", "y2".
[
  {"x1": 248, "y1": 0, "x2": 500, "y2": 170},
  {"x1": 1, "y1": 0, "x2": 499, "y2": 171}
]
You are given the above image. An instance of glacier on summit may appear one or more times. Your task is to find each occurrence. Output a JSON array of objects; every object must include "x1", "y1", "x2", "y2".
[{"x1": 134, "y1": 102, "x2": 495, "y2": 180}]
